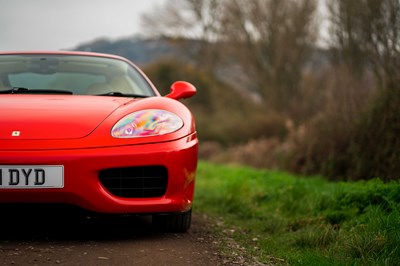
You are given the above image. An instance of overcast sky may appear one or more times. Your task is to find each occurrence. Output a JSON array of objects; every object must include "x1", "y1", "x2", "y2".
[{"x1": 0, "y1": 0, "x2": 166, "y2": 51}]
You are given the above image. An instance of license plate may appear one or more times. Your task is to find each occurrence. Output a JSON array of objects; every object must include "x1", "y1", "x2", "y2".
[{"x1": 0, "y1": 165, "x2": 64, "y2": 188}]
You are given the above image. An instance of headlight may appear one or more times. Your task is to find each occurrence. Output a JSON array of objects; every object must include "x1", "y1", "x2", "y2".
[{"x1": 111, "y1": 109, "x2": 184, "y2": 138}]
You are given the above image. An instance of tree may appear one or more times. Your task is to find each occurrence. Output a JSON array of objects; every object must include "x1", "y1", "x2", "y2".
[
  {"x1": 328, "y1": 0, "x2": 400, "y2": 89},
  {"x1": 141, "y1": 0, "x2": 318, "y2": 114},
  {"x1": 218, "y1": 0, "x2": 318, "y2": 111},
  {"x1": 141, "y1": 0, "x2": 223, "y2": 68},
  {"x1": 327, "y1": 0, "x2": 400, "y2": 180}
]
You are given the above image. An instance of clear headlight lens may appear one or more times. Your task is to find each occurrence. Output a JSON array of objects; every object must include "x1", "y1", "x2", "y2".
[{"x1": 111, "y1": 109, "x2": 184, "y2": 138}]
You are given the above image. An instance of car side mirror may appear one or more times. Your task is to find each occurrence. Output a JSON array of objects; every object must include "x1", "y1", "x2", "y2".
[{"x1": 165, "y1": 81, "x2": 196, "y2": 100}]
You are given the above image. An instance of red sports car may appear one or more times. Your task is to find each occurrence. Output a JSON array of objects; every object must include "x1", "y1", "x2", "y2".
[{"x1": 0, "y1": 51, "x2": 198, "y2": 232}]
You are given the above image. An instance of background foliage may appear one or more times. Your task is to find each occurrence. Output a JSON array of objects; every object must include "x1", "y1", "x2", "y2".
[{"x1": 140, "y1": 0, "x2": 400, "y2": 181}]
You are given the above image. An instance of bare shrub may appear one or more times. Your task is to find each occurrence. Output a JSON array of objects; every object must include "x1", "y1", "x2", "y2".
[
  {"x1": 200, "y1": 138, "x2": 282, "y2": 169},
  {"x1": 281, "y1": 65, "x2": 375, "y2": 177},
  {"x1": 198, "y1": 141, "x2": 223, "y2": 160}
]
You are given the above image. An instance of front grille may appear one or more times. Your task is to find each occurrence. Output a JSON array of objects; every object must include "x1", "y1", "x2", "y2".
[{"x1": 99, "y1": 166, "x2": 168, "y2": 198}]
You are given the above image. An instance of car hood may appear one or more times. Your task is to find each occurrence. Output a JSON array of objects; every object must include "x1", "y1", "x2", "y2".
[{"x1": 0, "y1": 95, "x2": 134, "y2": 140}]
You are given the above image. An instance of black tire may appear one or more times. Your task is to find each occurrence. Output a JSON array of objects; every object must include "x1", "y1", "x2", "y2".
[{"x1": 152, "y1": 209, "x2": 192, "y2": 233}]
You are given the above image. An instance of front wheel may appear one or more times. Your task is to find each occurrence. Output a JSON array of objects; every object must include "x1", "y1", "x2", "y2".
[{"x1": 152, "y1": 209, "x2": 192, "y2": 233}]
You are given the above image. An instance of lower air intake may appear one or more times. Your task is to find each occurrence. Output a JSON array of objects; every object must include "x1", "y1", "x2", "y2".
[{"x1": 99, "y1": 166, "x2": 168, "y2": 198}]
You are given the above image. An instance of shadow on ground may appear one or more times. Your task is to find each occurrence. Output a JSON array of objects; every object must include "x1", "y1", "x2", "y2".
[{"x1": 0, "y1": 204, "x2": 158, "y2": 241}]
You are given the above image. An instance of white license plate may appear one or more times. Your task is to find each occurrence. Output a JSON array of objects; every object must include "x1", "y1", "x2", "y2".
[{"x1": 0, "y1": 165, "x2": 64, "y2": 188}]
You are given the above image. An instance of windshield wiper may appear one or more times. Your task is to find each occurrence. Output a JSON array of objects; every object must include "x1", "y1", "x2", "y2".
[
  {"x1": 95, "y1": 91, "x2": 149, "y2": 98},
  {"x1": 0, "y1": 87, "x2": 73, "y2": 95}
]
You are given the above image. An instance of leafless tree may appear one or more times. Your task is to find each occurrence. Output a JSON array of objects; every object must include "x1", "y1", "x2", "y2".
[
  {"x1": 141, "y1": 0, "x2": 224, "y2": 67},
  {"x1": 218, "y1": 0, "x2": 318, "y2": 110},
  {"x1": 328, "y1": 0, "x2": 400, "y2": 89},
  {"x1": 141, "y1": 0, "x2": 319, "y2": 117}
]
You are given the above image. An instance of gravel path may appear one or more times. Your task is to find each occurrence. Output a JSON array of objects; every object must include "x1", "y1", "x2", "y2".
[{"x1": 0, "y1": 207, "x2": 260, "y2": 266}]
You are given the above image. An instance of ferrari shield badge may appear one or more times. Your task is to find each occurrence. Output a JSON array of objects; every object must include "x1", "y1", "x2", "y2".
[{"x1": 11, "y1": 131, "x2": 20, "y2": 137}]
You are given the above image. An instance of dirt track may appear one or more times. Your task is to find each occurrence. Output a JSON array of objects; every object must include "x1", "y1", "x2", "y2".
[{"x1": 0, "y1": 207, "x2": 256, "y2": 266}]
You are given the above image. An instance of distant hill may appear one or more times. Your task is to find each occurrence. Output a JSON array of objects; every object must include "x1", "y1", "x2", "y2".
[
  {"x1": 72, "y1": 35, "x2": 331, "y2": 70},
  {"x1": 72, "y1": 36, "x2": 181, "y2": 66}
]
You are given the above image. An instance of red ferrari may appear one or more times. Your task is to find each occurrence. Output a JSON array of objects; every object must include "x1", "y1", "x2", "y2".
[{"x1": 0, "y1": 51, "x2": 198, "y2": 232}]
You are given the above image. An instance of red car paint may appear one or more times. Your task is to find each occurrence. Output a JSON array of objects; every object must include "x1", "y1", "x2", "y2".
[{"x1": 0, "y1": 51, "x2": 198, "y2": 231}]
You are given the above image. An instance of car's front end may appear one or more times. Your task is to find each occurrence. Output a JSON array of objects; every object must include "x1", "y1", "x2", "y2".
[{"x1": 0, "y1": 128, "x2": 198, "y2": 215}]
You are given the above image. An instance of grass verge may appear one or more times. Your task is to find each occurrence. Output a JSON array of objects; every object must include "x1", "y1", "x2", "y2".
[{"x1": 194, "y1": 161, "x2": 400, "y2": 265}]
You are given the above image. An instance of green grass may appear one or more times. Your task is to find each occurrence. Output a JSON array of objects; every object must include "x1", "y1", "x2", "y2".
[{"x1": 194, "y1": 161, "x2": 400, "y2": 265}]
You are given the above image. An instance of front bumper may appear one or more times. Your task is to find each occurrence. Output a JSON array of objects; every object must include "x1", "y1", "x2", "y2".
[{"x1": 0, "y1": 135, "x2": 198, "y2": 214}]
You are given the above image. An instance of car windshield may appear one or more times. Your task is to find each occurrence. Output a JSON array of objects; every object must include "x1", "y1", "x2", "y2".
[{"x1": 0, "y1": 54, "x2": 156, "y2": 97}]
